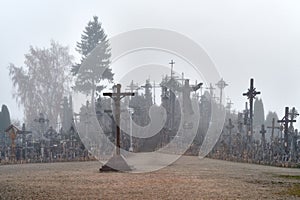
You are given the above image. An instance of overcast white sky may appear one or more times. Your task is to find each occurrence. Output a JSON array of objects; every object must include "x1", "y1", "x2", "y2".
[{"x1": 0, "y1": 0, "x2": 300, "y2": 127}]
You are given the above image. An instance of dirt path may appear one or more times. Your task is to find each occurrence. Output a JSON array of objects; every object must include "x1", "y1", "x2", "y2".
[{"x1": 0, "y1": 156, "x2": 300, "y2": 199}]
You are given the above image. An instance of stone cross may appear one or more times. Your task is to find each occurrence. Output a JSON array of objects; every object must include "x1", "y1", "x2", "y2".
[{"x1": 103, "y1": 84, "x2": 134, "y2": 155}]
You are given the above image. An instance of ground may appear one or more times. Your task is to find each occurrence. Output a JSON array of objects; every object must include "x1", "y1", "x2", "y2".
[{"x1": 0, "y1": 156, "x2": 300, "y2": 199}]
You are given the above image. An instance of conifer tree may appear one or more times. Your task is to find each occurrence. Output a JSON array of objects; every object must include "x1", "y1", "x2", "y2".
[{"x1": 72, "y1": 16, "x2": 113, "y2": 103}]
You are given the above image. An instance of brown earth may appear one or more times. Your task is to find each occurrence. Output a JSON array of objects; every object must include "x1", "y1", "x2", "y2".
[{"x1": 0, "y1": 156, "x2": 300, "y2": 199}]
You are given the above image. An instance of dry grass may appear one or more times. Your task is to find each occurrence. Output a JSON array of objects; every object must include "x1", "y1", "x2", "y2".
[{"x1": 1, "y1": 156, "x2": 300, "y2": 199}]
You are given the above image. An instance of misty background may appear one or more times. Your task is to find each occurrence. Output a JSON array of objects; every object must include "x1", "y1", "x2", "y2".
[{"x1": 0, "y1": 0, "x2": 299, "y2": 127}]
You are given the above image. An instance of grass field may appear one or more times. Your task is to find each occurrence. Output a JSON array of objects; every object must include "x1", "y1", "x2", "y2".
[{"x1": 0, "y1": 156, "x2": 300, "y2": 199}]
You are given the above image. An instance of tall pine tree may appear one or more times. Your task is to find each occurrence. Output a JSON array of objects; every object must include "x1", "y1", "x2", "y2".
[{"x1": 72, "y1": 16, "x2": 113, "y2": 103}]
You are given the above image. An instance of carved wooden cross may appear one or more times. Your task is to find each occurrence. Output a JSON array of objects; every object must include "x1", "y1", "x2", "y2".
[{"x1": 103, "y1": 84, "x2": 134, "y2": 155}]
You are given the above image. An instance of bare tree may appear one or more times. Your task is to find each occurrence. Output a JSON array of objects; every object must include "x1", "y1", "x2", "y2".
[{"x1": 8, "y1": 40, "x2": 73, "y2": 129}]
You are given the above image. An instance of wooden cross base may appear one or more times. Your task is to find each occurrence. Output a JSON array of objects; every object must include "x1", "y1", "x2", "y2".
[{"x1": 99, "y1": 154, "x2": 131, "y2": 172}]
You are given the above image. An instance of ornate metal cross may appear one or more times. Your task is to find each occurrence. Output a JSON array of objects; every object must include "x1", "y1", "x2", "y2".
[{"x1": 243, "y1": 78, "x2": 260, "y2": 142}]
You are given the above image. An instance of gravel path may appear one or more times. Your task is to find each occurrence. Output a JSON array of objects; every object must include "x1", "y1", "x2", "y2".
[{"x1": 0, "y1": 156, "x2": 300, "y2": 199}]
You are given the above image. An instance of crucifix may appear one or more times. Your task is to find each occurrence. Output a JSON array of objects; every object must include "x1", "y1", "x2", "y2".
[
  {"x1": 278, "y1": 107, "x2": 296, "y2": 155},
  {"x1": 103, "y1": 84, "x2": 134, "y2": 155},
  {"x1": 215, "y1": 78, "x2": 228, "y2": 105},
  {"x1": 226, "y1": 118, "x2": 234, "y2": 154},
  {"x1": 243, "y1": 78, "x2": 260, "y2": 143}
]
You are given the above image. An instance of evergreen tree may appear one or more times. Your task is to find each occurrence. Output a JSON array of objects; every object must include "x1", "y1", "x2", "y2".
[
  {"x1": 253, "y1": 98, "x2": 265, "y2": 128},
  {"x1": 0, "y1": 104, "x2": 11, "y2": 131},
  {"x1": 72, "y1": 16, "x2": 113, "y2": 103}
]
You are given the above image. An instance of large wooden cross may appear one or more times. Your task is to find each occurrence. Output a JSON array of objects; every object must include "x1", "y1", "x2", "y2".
[
  {"x1": 103, "y1": 84, "x2": 134, "y2": 155},
  {"x1": 243, "y1": 78, "x2": 260, "y2": 142},
  {"x1": 278, "y1": 107, "x2": 296, "y2": 154}
]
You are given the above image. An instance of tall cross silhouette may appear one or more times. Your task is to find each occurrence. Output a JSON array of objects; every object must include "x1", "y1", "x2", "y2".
[
  {"x1": 103, "y1": 84, "x2": 134, "y2": 155},
  {"x1": 243, "y1": 78, "x2": 260, "y2": 142}
]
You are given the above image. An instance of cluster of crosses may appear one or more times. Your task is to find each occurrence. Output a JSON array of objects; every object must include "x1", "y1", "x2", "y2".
[
  {"x1": 214, "y1": 78, "x2": 299, "y2": 164},
  {"x1": 3, "y1": 113, "x2": 87, "y2": 163}
]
